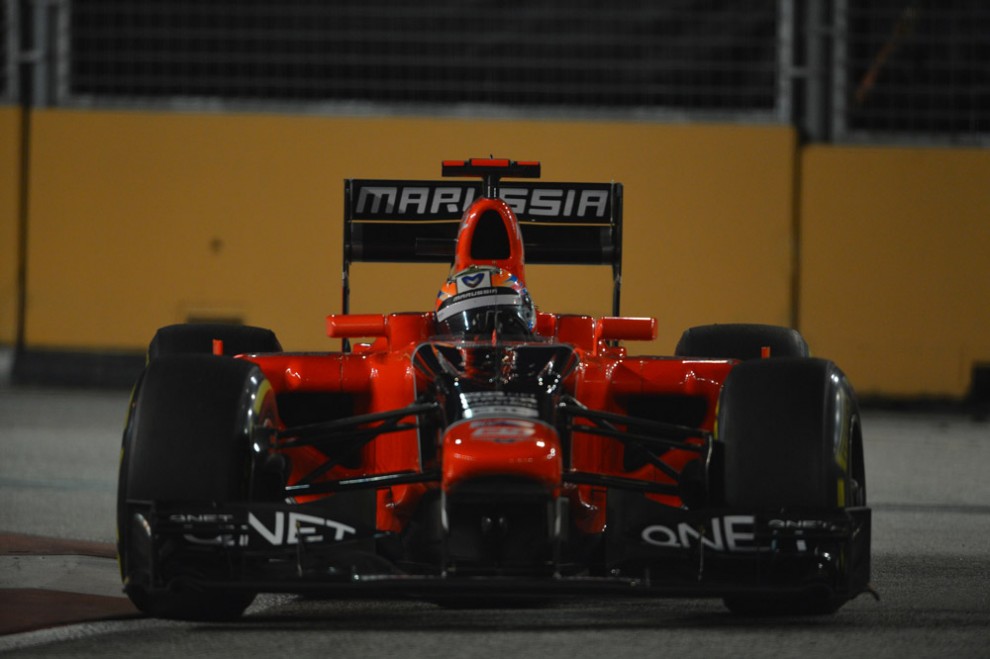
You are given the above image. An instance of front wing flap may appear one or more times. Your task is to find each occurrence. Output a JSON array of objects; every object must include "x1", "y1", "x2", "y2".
[{"x1": 605, "y1": 489, "x2": 872, "y2": 601}]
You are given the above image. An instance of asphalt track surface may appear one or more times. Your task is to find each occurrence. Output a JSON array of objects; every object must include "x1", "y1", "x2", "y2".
[{"x1": 1, "y1": 386, "x2": 988, "y2": 657}]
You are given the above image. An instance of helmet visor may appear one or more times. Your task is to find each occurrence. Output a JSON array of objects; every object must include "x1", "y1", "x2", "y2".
[{"x1": 436, "y1": 288, "x2": 533, "y2": 337}]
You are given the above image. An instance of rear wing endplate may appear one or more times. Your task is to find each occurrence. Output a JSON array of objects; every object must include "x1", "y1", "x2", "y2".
[{"x1": 342, "y1": 179, "x2": 623, "y2": 315}]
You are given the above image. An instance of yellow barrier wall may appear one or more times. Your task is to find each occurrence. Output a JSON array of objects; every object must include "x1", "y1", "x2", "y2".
[
  {"x1": 0, "y1": 107, "x2": 21, "y2": 345},
  {"x1": 24, "y1": 109, "x2": 796, "y2": 354},
  {"x1": 800, "y1": 145, "x2": 990, "y2": 397},
  {"x1": 17, "y1": 109, "x2": 990, "y2": 396}
]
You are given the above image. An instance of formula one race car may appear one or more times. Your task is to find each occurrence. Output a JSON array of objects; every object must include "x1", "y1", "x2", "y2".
[{"x1": 117, "y1": 158, "x2": 872, "y2": 620}]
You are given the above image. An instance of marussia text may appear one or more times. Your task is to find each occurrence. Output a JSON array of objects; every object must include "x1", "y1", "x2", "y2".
[{"x1": 352, "y1": 183, "x2": 611, "y2": 222}]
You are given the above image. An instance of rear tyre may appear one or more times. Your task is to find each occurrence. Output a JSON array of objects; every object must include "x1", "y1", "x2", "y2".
[
  {"x1": 148, "y1": 323, "x2": 281, "y2": 359},
  {"x1": 117, "y1": 355, "x2": 279, "y2": 620},
  {"x1": 716, "y1": 357, "x2": 864, "y2": 615},
  {"x1": 674, "y1": 323, "x2": 809, "y2": 360}
]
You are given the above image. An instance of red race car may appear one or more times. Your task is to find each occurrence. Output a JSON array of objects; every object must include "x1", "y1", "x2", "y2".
[{"x1": 117, "y1": 158, "x2": 872, "y2": 620}]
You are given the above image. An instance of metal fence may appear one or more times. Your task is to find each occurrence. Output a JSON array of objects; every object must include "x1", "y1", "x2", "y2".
[
  {"x1": 1, "y1": 0, "x2": 16, "y2": 104},
  {"x1": 7, "y1": 0, "x2": 990, "y2": 144},
  {"x1": 834, "y1": 0, "x2": 990, "y2": 143},
  {"x1": 60, "y1": 0, "x2": 787, "y2": 122}
]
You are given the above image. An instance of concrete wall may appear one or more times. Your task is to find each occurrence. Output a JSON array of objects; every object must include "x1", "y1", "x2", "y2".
[
  {"x1": 20, "y1": 109, "x2": 796, "y2": 355},
  {"x1": 6, "y1": 107, "x2": 988, "y2": 397},
  {"x1": 0, "y1": 107, "x2": 21, "y2": 345},
  {"x1": 800, "y1": 145, "x2": 990, "y2": 397}
]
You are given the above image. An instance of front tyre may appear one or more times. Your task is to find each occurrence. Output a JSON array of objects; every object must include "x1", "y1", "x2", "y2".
[
  {"x1": 716, "y1": 357, "x2": 866, "y2": 615},
  {"x1": 117, "y1": 355, "x2": 279, "y2": 620},
  {"x1": 148, "y1": 323, "x2": 281, "y2": 359}
]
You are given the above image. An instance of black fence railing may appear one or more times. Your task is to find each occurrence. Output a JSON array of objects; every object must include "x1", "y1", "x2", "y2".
[
  {"x1": 1, "y1": 0, "x2": 16, "y2": 104},
  {"x1": 7, "y1": 0, "x2": 989, "y2": 145},
  {"x1": 836, "y1": 0, "x2": 990, "y2": 142},
  {"x1": 64, "y1": 1, "x2": 784, "y2": 117}
]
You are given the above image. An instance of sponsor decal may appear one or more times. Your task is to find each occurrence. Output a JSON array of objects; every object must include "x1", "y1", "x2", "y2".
[
  {"x1": 172, "y1": 510, "x2": 357, "y2": 547},
  {"x1": 457, "y1": 271, "x2": 490, "y2": 292},
  {"x1": 501, "y1": 186, "x2": 609, "y2": 219},
  {"x1": 641, "y1": 515, "x2": 760, "y2": 553},
  {"x1": 351, "y1": 181, "x2": 612, "y2": 222},
  {"x1": 640, "y1": 516, "x2": 843, "y2": 553},
  {"x1": 765, "y1": 518, "x2": 844, "y2": 551},
  {"x1": 436, "y1": 288, "x2": 522, "y2": 322},
  {"x1": 469, "y1": 419, "x2": 538, "y2": 442},
  {"x1": 768, "y1": 518, "x2": 843, "y2": 532},
  {"x1": 248, "y1": 511, "x2": 357, "y2": 546},
  {"x1": 355, "y1": 185, "x2": 474, "y2": 216},
  {"x1": 449, "y1": 286, "x2": 499, "y2": 302},
  {"x1": 461, "y1": 391, "x2": 539, "y2": 419},
  {"x1": 169, "y1": 513, "x2": 235, "y2": 524}
]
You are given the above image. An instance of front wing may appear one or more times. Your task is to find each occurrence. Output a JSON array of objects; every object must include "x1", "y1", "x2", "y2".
[{"x1": 120, "y1": 493, "x2": 871, "y2": 603}]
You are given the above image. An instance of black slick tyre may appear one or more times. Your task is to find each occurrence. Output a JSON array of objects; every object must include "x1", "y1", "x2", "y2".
[
  {"x1": 716, "y1": 357, "x2": 865, "y2": 615},
  {"x1": 675, "y1": 323, "x2": 809, "y2": 360},
  {"x1": 148, "y1": 323, "x2": 281, "y2": 359},
  {"x1": 117, "y1": 355, "x2": 278, "y2": 621}
]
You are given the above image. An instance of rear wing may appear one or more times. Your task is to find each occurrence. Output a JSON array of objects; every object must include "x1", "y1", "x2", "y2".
[{"x1": 342, "y1": 179, "x2": 623, "y2": 314}]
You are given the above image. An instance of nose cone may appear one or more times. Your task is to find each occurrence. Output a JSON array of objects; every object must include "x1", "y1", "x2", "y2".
[
  {"x1": 453, "y1": 197, "x2": 526, "y2": 284},
  {"x1": 441, "y1": 418, "x2": 561, "y2": 493}
]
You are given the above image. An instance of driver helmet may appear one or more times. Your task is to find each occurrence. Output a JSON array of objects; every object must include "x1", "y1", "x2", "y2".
[{"x1": 435, "y1": 266, "x2": 535, "y2": 337}]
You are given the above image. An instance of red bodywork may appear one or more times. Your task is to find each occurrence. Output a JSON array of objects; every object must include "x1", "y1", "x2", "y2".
[{"x1": 243, "y1": 158, "x2": 734, "y2": 537}]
